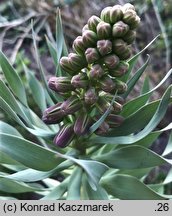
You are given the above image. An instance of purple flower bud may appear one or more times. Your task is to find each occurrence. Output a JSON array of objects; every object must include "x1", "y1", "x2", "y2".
[
  {"x1": 74, "y1": 111, "x2": 93, "y2": 135},
  {"x1": 84, "y1": 87, "x2": 98, "y2": 105},
  {"x1": 99, "y1": 76, "x2": 116, "y2": 93},
  {"x1": 113, "y1": 101, "x2": 123, "y2": 114},
  {"x1": 112, "y1": 39, "x2": 127, "y2": 55},
  {"x1": 122, "y1": 3, "x2": 135, "y2": 12},
  {"x1": 97, "y1": 40, "x2": 112, "y2": 56},
  {"x1": 42, "y1": 102, "x2": 65, "y2": 124},
  {"x1": 54, "y1": 124, "x2": 75, "y2": 148},
  {"x1": 88, "y1": 15, "x2": 101, "y2": 32},
  {"x1": 60, "y1": 56, "x2": 76, "y2": 75},
  {"x1": 106, "y1": 114, "x2": 124, "y2": 127},
  {"x1": 119, "y1": 47, "x2": 131, "y2": 60},
  {"x1": 85, "y1": 48, "x2": 100, "y2": 64},
  {"x1": 96, "y1": 97, "x2": 113, "y2": 114},
  {"x1": 71, "y1": 73, "x2": 88, "y2": 89},
  {"x1": 100, "y1": 6, "x2": 112, "y2": 23},
  {"x1": 115, "y1": 80, "x2": 128, "y2": 94},
  {"x1": 110, "y1": 5, "x2": 123, "y2": 24},
  {"x1": 104, "y1": 54, "x2": 119, "y2": 70},
  {"x1": 96, "y1": 21, "x2": 112, "y2": 39},
  {"x1": 123, "y1": 30, "x2": 136, "y2": 44},
  {"x1": 112, "y1": 21, "x2": 129, "y2": 37},
  {"x1": 72, "y1": 36, "x2": 86, "y2": 55},
  {"x1": 68, "y1": 53, "x2": 87, "y2": 71},
  {"x1": 61, "y1": 95, "x2": 83, "y2": 115},
  {"x1": 115, "y1": 96, "x2": 125, "y2": 105},
  {"x1": 94, "y1": 117, "x2": 110, "y2": 135},
  {"x1": 123, "y1": 9, "x2": 137, "y2": 25},
  {"x1": 109, "y1": 61, "x2": 129, "y2": 77},
  {"x1": 89, "y1": 64, "x2": 104, "y2": 79},
  {"x1": 82, "y1": 30, "x2": 98, "y2": 47},
  {"x1": 48, "y1": 77, "x2": 74, "y2": 92}
]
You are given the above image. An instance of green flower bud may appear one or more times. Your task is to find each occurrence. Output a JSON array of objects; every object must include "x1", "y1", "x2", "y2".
[
  {"x1": 106, "y1": 114, "x2": 124, "y2": 127},
  {"x1": 112, "y1": 39, "x2": 127, "y2": 55},
  {"x1": 115, "y1": 80, "x2": 128, "y2": 94},
  {"x1": 82, "y1": 30, "x2": 98, "y2": 47},
  {"x1": 96, "y1": 97, "x2": 113, "y2": 114},
  {"x1": 72, "y1": 36, "x2": 86, "y2": 55},
  {"x1": 122, "y1": 3, "x2": 135, "y2": 12},
  {"x1": 99, "y1": 76, "x2": 115, "y2": 93},
  {"x1": 97, "y1": 39, "x2": 112, "y2": 56},
  {"x1": 68, "y1": 53, "x2": 87, "y2": 71},
  {"x1": 123, "y1": 30, "x2": 136, "y2": 44},
  {"x1": 74, "y1": 111, "x2": 93, "y2": 135},
  {"x1": 96, "y1": 21, "x2": 112, "y2": 39},
  {"x1": 110, "y1": 5, "x2": 123, "y2": 24},
  {"x1": 84, "y1": 87, "x2": 98, "y2": 105},
  {"x1": 87, "y1": 15, "x2": 101, "y2": 32},
  {"x1": 85, "y1": 48, "x2": 100, "y2": 64},
  {"x1": 48, "y1": 77, "x2": 74, "y2": 93},
  {"x1": 54, "y1": 124, "x2": 75, "y2": 148},
  {"x1": 130, "y1": 15, "x2": 140, "y2": 30},
  {"x1": 42, "y1": 102, "x2": 65, "y2": 124},
  {"x1": 61, "y1": 95, "x2": 83, "y2": 115},
  {"x1": 104, "y1": 54, "x2": 119, "y2": 70},
  {"x1": 100, "y1": 6, "x2": 112, "y2": 23},
  {"x1": 123, "y1": 9, "x2": 137, "y2": 25},
  {"x1": 109, "y1": 61, "x2": 129, "y2": 77},
  {"x1": 89, "y1": 64, "x2": 104, "y2": 79},
  {"x1": 112, "y1": 21, "x2": 129, "y2": 37},
  {"x1": 60, "y1": 56, "x2": 76, "y2": 75},
  {"x1": 119, "y1": 47, "x2": 131, "y2": 60},
  {"x1": 71, "y1": 73, "x2": 88, "y2": 89}
]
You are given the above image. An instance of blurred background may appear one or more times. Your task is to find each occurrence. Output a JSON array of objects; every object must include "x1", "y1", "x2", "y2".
[{"x1": 0, "y1": 0, "x2": 172, "y2": 193}]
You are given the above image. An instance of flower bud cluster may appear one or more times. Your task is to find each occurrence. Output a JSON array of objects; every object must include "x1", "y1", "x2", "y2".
[{"x1": 42, "y1": 3, "x2": 140, "y2": 148}]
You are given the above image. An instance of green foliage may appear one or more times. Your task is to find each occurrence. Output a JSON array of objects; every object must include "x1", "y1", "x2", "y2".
[{"x1": 0, "y1": 6, "x2": 172, "y2": 200}]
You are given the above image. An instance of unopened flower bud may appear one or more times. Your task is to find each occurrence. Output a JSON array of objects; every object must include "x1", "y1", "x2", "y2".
[
  {"x1": 112, "y1": 21, "x2": 129, "y2": 37},
  {"x1": 115, "y1": 80, "x2": 128, "y2": 94},
  {"x1": 71, "y1": 73, "x2": 88, "y2": 89},
  {"x1": 104, "y1": 54, "x2": 119, "y2": 70},
  {"x1": 106, "y1": 114, "x2": 124, "y2": 127},
  {"x1": 54, "y1": 124, "x2": 75, "y2": 148},
  {"x1": 115, "y1": 96, "x2": 125, "y2": 105},
  {"x1": 82, "y1": 30, "x2": 98, "y2": 47},
  {"x1": 88, "y1": 15, "x2": 101, "y2": 32},
  {"x1": 120, "y1": 47, "x2": 131, "y2": 60},
  {"x1": 72, "y1": 36, "x2": 86, "y2": 55},
  {"x1": 97, "y1": 40, "x2": 112, "y2": 56},
  {"x1": 100, "y1": 6, "x2": 112, "y2": 23},
  {"x1": 74, "y1": 111, "x2": 93, "y2": 135},
  {"x1": 85, "y1": 48, "x2": 100, "y2": 64},
  {"x1": 82, "y1": 24, "x2": 89, "y2": 33},
  {"x1": 68, "y1": 53, "x2": 87, "y2": 71},
  {"x1": 84, "y1": 87, "x2": 98, "y2": 105},
  {"x1": 110, "y1": 5, "x2": 123, "y2": 24},
  {"x1": 123, "y1": 30, "x2": 136, "y2": 44},
  {"x1": 112, "y1": 39, "x2": 127, "y2": 55},
  {"x1": 99, "y1": 76, "x2": 115, "y2": 93},
  {"x1": 96, "y1": 97, "x2": 113, "y2": 114},
  {"x1": 89, "y1": 64, "x2": 104, "y2": 79},
  {"x1": 113, "y1": 101, "x2": 123, "y2": 114},
  {"x1": 123, "y1": 9, "x2": 137, "y2": 25},
  {"x1": 109, "y1": 61, "x2": 129, "y2": 77},
  {"x1": 122, "y1": 3, "x2": 135, "y2": 12},
  {"x1": 61, "y1": 95, "x2": 83, "y2": 115},
  {"x1": 96, "y1": 21, "x2": 112, "y2": 39},
  {"x1": 130, "y1": 15, "x2": 140, "y2": 30},
  {"x1": 94, "y1": 118, "x2": 110, "y2": 135},
  {"x1": 42, "y1": 102, "x2": 65, "y2": 124},
  {"x1": 60, "y1": 56, "x2": 75, "y2": 75},
  {"x1": 48, "y1": 77, "x2": 74, "y2": 92}
]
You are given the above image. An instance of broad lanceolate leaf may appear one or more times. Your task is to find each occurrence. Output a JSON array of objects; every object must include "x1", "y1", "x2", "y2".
[
  {"x1": 0, "y1": 133, "x2": 63, "y2": 171},
  {"x1": 0, "y1": 50, "x2": 28, "y2": 106},
  {"x1": 100, "y1": 174, "x2": 165, "y2": 200},
  {"x1": 94, "y1": 145, "x2": 168, "y2": 169},
  {"x1": 91, "y1": 85, "x2": 172, "y2": 144},
  {"x1": 0, "y1": 121, "x2": 23, "y2": 137}
]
